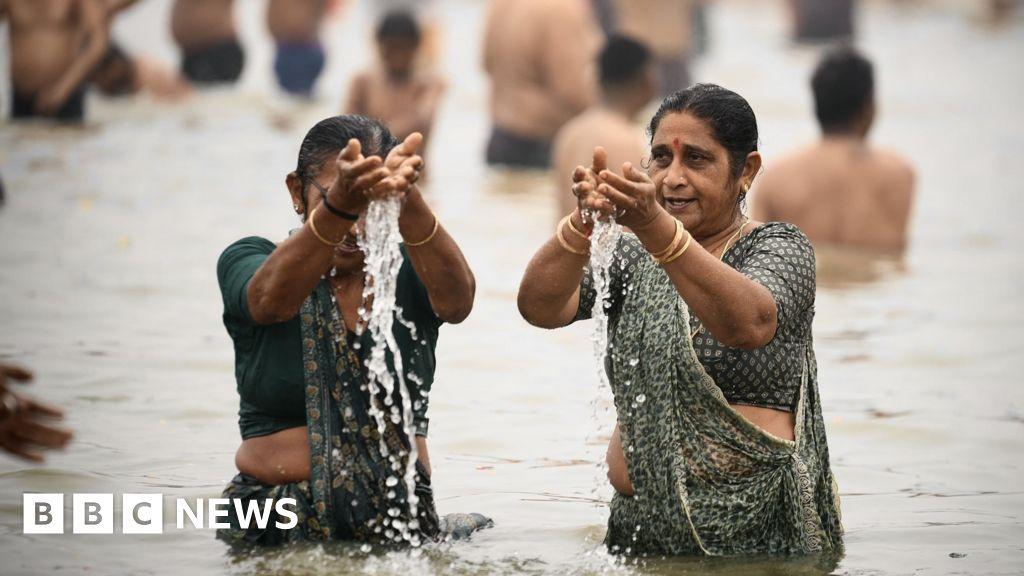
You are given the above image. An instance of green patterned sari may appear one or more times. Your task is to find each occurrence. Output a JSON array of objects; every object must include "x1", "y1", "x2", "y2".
[{"x1": 594, "y1": 235, "x2": 844, "y2": 557}]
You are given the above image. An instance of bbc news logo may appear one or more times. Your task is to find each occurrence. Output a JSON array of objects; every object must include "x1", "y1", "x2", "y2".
[{"x1": 23, "y1": 493, "x2": 298, "y2": 534}]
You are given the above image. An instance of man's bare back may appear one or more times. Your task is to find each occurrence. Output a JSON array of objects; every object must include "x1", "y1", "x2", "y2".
[
  {"x1": 753, "y1": 138, "x2": 915, "y2": 252},
  {"x1": 3, "y1": 0, "x2": 107, "y2": 117},
  {"x1": 346, "y1": 70, "x2": 444, "y2": 145},
  {"x1": 171, "y1": 0, "x2": 235, "y2": 50},
  {"x1": 483, "y1": 0, "x2": 598, "y2": 141}
]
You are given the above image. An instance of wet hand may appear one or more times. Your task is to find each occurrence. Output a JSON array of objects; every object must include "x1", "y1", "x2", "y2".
[
  {"x1": 0, "y1": 364, "x2": 72, "y2": 463},
  {"x1": 326, "y1": 139, "x2": 390, "y2": 215},
  {"x1": 571, "y1": 147, "x2": 609, "y2": 229},
  {"x1": 378, "y1": 132, "x2": 425, "y2": 199},
  {"x1": 597, "y1": 162, "x2": 664, "y2": 231}
]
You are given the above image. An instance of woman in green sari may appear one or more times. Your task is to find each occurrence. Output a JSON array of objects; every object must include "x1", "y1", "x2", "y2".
[
  {"x1": 519, "y1": 84, "x2": 843, "y2": 557},
  {"x1": 216, "y1": 115, "x2": 488, "y2": 547}
]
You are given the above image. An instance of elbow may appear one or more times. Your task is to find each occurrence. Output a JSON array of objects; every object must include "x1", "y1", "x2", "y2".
[
  {"x1": 517, "y1": 292, "x2": 561, "y2": 330},
  {"x1": 434, "y1": 274, "x2": 475, "y2": 325},
  {"x1": 727, "y1": 308, "x2": 778, "y2": 350}
]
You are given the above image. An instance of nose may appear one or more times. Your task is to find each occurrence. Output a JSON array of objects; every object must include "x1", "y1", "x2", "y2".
[{"x1": 665, "y1": 158, "x2": 688, "y2": 190}]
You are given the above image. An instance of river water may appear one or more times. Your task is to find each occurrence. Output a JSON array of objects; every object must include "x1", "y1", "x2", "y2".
[{"x1": 0, "y1": 1, "x2": 1022, "y2": 574}]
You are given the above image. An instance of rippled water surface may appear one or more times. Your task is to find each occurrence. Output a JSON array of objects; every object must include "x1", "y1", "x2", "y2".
[{"x1": 1, "y1": 1, "x2": 1022, "y2": 574}]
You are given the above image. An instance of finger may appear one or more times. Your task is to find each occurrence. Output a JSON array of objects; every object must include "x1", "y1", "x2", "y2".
[
  {"x1": 599, "y1": 169, "x2": 646, "y2": 198},
  {"x1": 622, "y1": 162, "x2": 653, "y2": 184},
  {"x1": 572, "y1": 165, "x2": 591, "y2": 185},
  {"x1": 398, "y1": 154, "x2": 424, "y2": 173},
  {"x1": 11, "y1": 419, "x2": 73, "y2": 449},
  {"x1": 341, "y1": 155, "x2": 384, "y2": 181},
  {"x1": 0, "y1": 438, "x2": 44, "y2": 463},
  {"x1": 591, "y1": 147, "x2": 608, "y2": 175},
  {"x1": 598, "y1": 183, "x2": 641, "y2": 210},
  {"x1": 581, "y1": 193, "x2": 616, "y2": 216},
  {"x1": 351, "y1": 167, "x2": 391, "y2": 192},
  {"x1": 397, "y1": 132, "x2": 423, "y2": 157},
  {"x1": 0, "y1": 365, "x2": 33, "y2": 383},
  {"x1": 339, "y1": 138, "x2": 362, "y2": 162},
  {"x1": 25, "y1": 399, "x2": 64, "y2": 419},
  {"x1": 571, "y1": 181, "x2": 594, "y2": 198}
]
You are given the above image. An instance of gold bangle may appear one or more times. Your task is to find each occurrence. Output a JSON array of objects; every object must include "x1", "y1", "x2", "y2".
[
  {"x1": 405, "y1": 216, "x2": 439, "y2": 247},
  {"x1": 658, "y1": 231, "x2": 693, "y2": 265},
  {"x1": 565, "y1": 213, "x2": 590, "y2": 241},
  {"x1": 650, "y1": 219, "x2": 684, "y2": 260},
  {"x1": 557, "y1": 215, "x2": 589, "y2": 256},
  {"x1": 307, "y1": 206, "x2": 345, "y2": 247}
]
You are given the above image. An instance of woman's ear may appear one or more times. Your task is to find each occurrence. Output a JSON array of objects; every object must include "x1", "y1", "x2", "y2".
[
  {"x1": 743, "y1": 151, "x2": 763, "y2": 189},
  {"x1": 286, "y1": 172, "x2": 305, "y2": 215}
]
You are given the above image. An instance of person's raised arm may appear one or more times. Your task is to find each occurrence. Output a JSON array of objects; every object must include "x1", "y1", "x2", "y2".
[
  {"x1": 246, "y1": 139, "x2": 392, "y2": 325},
  {"x1": 387, "y1": 134, "x2": 475, "y2": 323},
  {"x1": 518, "y1": 148, "x2": 608, "y2": 328},
  {"x1": 36, "y1": 0, "x2": 109, "y2": 114},
  {"x1": 590, "y1": 163, "x2": 778, "y2": 349}
]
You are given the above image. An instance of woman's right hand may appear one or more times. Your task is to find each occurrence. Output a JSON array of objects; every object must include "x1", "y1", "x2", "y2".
[
  {"x1": 324, "y1": 139, "x2": 391, "y2": 215},
  {"x1": 572, "y1": 147, "x2": 609, "y2": 229}
]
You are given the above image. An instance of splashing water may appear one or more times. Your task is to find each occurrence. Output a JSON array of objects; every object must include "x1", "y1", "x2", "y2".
[
  {"x1": 588, "y1": 216, "x2": 622, "y2": 391},
  {"x1": 357, "y1": 196, "x2": 422, "y2": 546}
]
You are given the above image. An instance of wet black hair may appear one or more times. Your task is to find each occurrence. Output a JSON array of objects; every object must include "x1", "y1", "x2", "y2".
[
  {"x1": 811, "y1": 47, "x2": 874, "y2": 134},
  {"x1": 376, "y1": 10, "x2": 421, "y2": 45},
  {"x1": 294, "y1": 115, "x2": 398, "y2": 201},
  {"x1": 599, "y1": 35, "x2": 651, "y2": 90},
  {"x1": 647, "y1": 83, "x2": 759, "y2": 181}
]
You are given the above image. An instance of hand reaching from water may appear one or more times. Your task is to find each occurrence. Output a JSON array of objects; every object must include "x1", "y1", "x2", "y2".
[{"x1": 0, "y1": 363, "x2": 73, "y2": 462}]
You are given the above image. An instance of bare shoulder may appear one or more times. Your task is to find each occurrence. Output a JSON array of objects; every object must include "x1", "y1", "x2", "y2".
[{"x1": 873, "y1": 148, "x2": 916, "y2": 191}]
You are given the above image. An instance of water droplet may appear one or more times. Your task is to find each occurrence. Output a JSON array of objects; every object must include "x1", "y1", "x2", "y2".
[
  {"x1": 386, "y1": 476, "x2": 399, "y2": 487},
  {"x1": 360, "y1": 543, "x2": 371, "y2": 553},
  {"x1": 628, "y1": 358, "x2": 640, "y2": 367},
  {"x1": 636, "y1": 393, "x2": 646, "y2": 404}
]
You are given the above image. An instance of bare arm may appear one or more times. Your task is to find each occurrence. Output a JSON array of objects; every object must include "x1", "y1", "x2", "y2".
[
  {"x1": 518, "y1": 150, "x2": 609, "y2": 328},
  {"x1": 247, "y1": 140, "x2": 392, "y2": 324},
  {"x1": 543, "y1": 2, "x2": 597, "y2": 115},
  {"x1": 594, "y1": 164, "x2": 778, "y2": 349},
  {"x1": 37, "y1": 0, "x2": 109, "y2": 114},
  {"x1": 399, "y1": 188, "x2": 475, "y2": 323}
]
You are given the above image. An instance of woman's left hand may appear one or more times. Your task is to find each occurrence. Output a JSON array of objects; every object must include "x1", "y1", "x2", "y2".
[
  {"x1": 597, "y1": 163, "x2": 666, "y2": 231},
  {"x1": 381, "y1": 132, "x2": 425, "y2": 198}
]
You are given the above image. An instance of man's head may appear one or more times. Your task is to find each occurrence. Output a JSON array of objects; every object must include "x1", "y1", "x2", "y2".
[
  {"x1": 376, "y1": 10, "x2": 421, "y2": 80},
  {"x1": 812, "y1": 47, "x2": 875, "y2": 138},
  {"x1": 598, "y1": 35, "x2": 655, "y2": 114}
]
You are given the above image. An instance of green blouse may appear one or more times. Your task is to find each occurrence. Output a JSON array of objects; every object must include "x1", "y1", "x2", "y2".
[{"x1": 217, "y1": 236, "x2": 441, "y2": 439}]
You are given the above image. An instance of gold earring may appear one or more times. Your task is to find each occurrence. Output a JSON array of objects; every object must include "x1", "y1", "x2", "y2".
[{"x1": 294, "y1": 203, "x2": 302, "y2": 213}]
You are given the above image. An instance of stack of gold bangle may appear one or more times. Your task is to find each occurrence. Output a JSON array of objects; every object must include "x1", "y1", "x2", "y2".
[
  {"x1": 651, "y1": 219, "x2": 693, "y2": 265},
  {"x1": 557, "y1": 214, "x2": 590, "y2": 256}
]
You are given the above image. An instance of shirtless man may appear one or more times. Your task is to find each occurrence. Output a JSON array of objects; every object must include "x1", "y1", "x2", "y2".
[
  {"x1": 482, "y1": 0, "x2": 600, "y2": 168},
  {"x1": 171, "y1": 0, "x2": 243, "y2": 85},
  {"x1": 268, "y1": 0, "x2": 326, "y2": 97},
  {"x1": 2, "y1": 0, "x2": 108, "y2": 121},
  {"x1": 91, "y1": 0, "x2": 190, "y2": 99},
  {"x1": 613, "y1": 0, "x2": 695, "y2": 97},
  {"x1": 346, "y1": 11, "x2": 444, "y2": 149},
  {"x1": 552, "y1": 35, "x2": 654, "y2": 219},
  {"x1": 752, "y1": 48, "x2": 915, "y2": 253}
]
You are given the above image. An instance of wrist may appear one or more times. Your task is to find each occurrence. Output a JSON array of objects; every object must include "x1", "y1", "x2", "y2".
[
  {"x1": 635, "y1": 212, "x2": 680, "y2": 254},
  {"x1": 570, "y1": 209, "x2": 594, "y2": 237},
  {"x1": 398, "y1": 188, "x2": 434, "y2": 240}
]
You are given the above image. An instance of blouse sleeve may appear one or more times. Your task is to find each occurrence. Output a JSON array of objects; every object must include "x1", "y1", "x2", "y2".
[
  {"x1": 736, "y1": 223, "x2": 816, "y2": 328},
  {"x1": 573, "y1": 234, "x2": 645, "y2": 322},
  {"x1": 216, "y1": 237, "x2": 276, "y2": 324}
]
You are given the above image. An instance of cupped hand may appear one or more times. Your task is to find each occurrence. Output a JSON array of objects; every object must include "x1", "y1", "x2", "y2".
[
  {"x1": 596, "y1": 162, "x2": 665, "y2": 230},
  {"x1": 326, "y1": 139, "x2": 390, "y2": 215},
  {"x1": 572, "y1": 147, "x2": 610, "y2": 227},
  {"x1": 375, "y1": 132, "x2": 425, "y2": 199}
]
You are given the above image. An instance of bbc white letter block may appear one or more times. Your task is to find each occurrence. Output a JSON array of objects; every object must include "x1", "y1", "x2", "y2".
[
  {"x1": 73, "y1": 494, "x2": 114, "y2": 534},
  {"x1": 122, "y1": 494, "x2": 163, "y2": 534},
  {"x1": 23, "y1": 494, "x2": 64, "y2": 534}
]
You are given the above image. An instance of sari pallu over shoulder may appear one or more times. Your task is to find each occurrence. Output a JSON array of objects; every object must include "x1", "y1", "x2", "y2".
[{"x1": 603, "y1": 250, "x2": 843, "y2": 557}]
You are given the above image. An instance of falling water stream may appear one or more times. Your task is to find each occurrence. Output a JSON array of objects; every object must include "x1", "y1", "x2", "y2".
[{"x1": 357, "y1": 197, "x2": 423, "y2": 546}]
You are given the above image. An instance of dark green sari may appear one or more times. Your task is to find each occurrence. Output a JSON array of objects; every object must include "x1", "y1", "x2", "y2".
[{"x1": 217, "y1": 281, "x2": 440, "y2": 547}]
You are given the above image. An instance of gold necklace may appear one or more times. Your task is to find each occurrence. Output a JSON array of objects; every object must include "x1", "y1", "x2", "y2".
[{"x1": 689, "y1": 219, "x2": 751, "y2": 339}]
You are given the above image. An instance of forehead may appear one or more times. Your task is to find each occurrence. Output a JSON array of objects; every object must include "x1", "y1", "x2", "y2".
[{"x1": 651, "y1": 112, "x2": 719, "y2": 150}]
